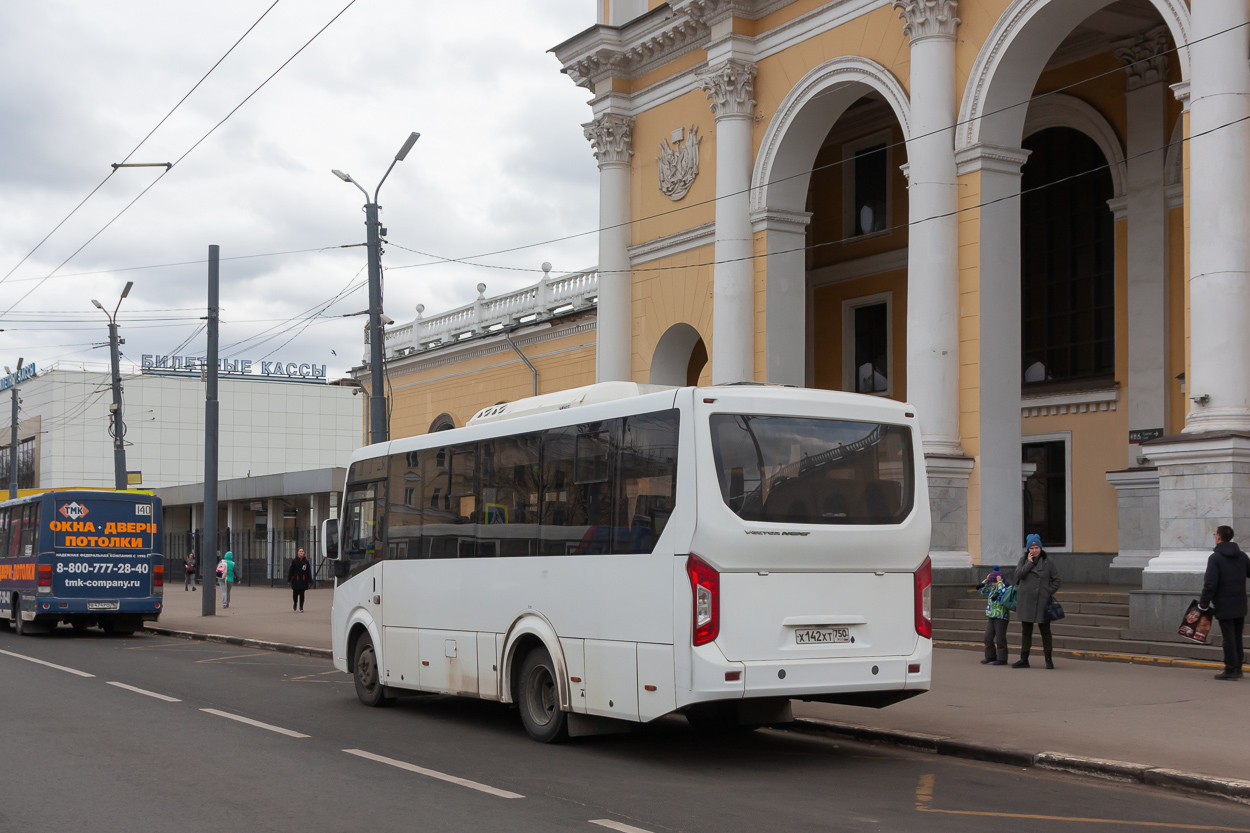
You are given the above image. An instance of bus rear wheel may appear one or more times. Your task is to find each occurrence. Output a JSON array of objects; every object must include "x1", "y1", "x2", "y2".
[
  {"x1": 353, "y1": 636, "x2": 395, "y2": 707},
  {"x1": 517, "y1": 647, "x2": 569, "y2": 743}
]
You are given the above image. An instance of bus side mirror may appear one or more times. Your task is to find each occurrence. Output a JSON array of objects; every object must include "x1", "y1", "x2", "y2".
[{"x1": 321, "y1": 518, "x2": 339, "y2": 561}]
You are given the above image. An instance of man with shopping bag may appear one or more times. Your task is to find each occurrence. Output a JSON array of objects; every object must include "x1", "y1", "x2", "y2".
[{"x1": 1200, "y1": 526, "x2": 1250, "y2": 680}]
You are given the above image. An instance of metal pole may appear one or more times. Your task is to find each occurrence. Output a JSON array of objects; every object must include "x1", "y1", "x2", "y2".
[
  {"x1": 365, "y1": 202, "x2": 387, "y2": 445},
  {"x1": 503, "y1": 332, "x2": 538, "y2": 397},
  {"x1": 202, "y1": 245, "x2": 220, "y2": 616},
  {"x1": 108, "y1": 320, "x2": 127, "y2": 490},
  {"x1": 8, "y1": 369, "x2": 19, "y2": 500}
]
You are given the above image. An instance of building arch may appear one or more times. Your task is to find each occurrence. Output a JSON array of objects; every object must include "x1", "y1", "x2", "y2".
[
  {"x1": 1023, "y1": 93, "x2": 1127, "y2": 197},
  {"x1": 956, "y1": 0, "x2": 1190, "y2": 153},
  {"x1": 428, "y1": 413, "x2": 456, "y2": 433},
  {"x1": 1164, "y1": 115, "x2": 1184, "y2": 188},
  {"x1": 751, "y1": 55, "x2": 912, "y2": 215},
  {"x1": 650, "y1": 323, "x2": 707, "y2": 387}
]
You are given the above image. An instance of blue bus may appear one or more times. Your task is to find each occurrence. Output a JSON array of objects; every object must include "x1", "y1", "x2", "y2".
[{"x1": 0, "y1": 489, "x2": 164, "y2": 636}]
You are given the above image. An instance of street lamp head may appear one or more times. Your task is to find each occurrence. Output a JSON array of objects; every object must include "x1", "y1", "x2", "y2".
[
  {"x1": 15, "y1": 358, "x2": 22, "y2": 373},
  {"x1": 120, "y1": 281, "x2": 133, "y2": 300},
  {"x1": 331, "y1": 169, "x2": 353, "y2": 183},
  {"x1": 91, "y1": 299, "x2": 104, "y2": 310},
  {"x1": 395, "y1": 132, "x2": 420, "y2": 162}
]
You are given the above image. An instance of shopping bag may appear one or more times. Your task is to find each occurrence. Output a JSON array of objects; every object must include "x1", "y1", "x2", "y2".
[
  {"x1": 215, "y1": 560, "x2": 226, "y2": 579},
  {"x1": 1044, "y1": 598, "x2": 1065, "y2": 622},
  {"x1": 1177, "y1": 600, "x2": 1214, "y2": 644}
]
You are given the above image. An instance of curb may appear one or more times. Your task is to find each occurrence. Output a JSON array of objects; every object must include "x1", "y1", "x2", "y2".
[
  {"x1": 143, "y1": 625, "x2": 332, "y2": 660},
  {"x1": 786, "y1": 717, "x2": 1250, "y2": 805},
  {"x1": 936, "y1": 639, "x2": 1231, "y2": 670}
]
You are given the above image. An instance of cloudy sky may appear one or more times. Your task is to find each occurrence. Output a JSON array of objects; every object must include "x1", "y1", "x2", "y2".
[{"x1": 0, "y1": 0, "x2": 599, "y2": 380}]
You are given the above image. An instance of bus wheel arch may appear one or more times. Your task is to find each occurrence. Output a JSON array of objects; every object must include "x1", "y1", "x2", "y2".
[
  {"x1": 346, "y1": 618, "x2": 376, "y2": 676},
  {"x1": 501, "y1": 613, "x2": 570, "y2": 711}
]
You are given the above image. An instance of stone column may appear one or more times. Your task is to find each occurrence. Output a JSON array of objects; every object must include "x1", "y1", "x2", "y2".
[
  {"x1": 584, "y1": 111, "x2": 635, "y2": 383},
  {"x1": 894, "y1": 0, "x2": 961, "y2": 456},
  {"x1": 1116, "y1": 27, "x2": 1171, "y2": 463},
  {"x1": 1186, "y1": 0, "x2": 1250, "y2": 431},
  {"x1": 894, "y1": 0, "x2": 973, "y2": 575},
  {"x1": 267, "y1": 498, "x2": 282, "y2": 579},
  {"x1": 698, "y1": 59, "x2": 758, "y2": 384}
]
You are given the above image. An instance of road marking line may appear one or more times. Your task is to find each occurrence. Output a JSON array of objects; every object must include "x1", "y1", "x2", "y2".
[
  {"x1": 342, "y1": 749, "x2": 523, "y2": 799},
  {"x1": 200, "y1": 709, "x2": 309, "y2": 738},
  {"x1": 914, "y1": 774, "x2": 1249, "y2": 831},
  {"x1": 107, "y1": 681, "x2": 181, "y2": 702},
  {"x1": 0, "y1": 648, "x2": 95, "y2": 678},
  {"x1": 589, "y1": 820, "x2": 656, "y2": 833}
]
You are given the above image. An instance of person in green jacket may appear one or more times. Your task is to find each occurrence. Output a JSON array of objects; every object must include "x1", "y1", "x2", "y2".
[{"x1": 219, "y1": 551, "x2": 236, "y2": 608}]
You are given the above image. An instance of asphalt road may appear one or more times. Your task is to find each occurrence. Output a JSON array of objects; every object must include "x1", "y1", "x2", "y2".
[{"x1": 1, "y1": 627, "x2": 1248, "y2": 833}]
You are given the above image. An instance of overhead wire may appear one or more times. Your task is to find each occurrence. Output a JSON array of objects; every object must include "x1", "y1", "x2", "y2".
[
  {"x1": 0, "y1": 0, "x2": 361, "y2": 317},
  {"x1": 0, "y1": 0, "x2": 284, "y2": 289}
]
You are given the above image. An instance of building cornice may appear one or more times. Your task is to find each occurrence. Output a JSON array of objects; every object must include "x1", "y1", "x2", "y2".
[
  {"x1": 627, "y1": 221, "x2": 716, "y2": 265},
  {"x1": 552, "y1": 6, "x2": 709, "y2": 91},
  {"x1": 955, "y1": 142, "x2": 1031, "y2": 177}
]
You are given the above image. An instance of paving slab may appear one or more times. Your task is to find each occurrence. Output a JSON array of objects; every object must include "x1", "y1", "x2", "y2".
[{"x1": 156, "y1": 582, "x2": 332, "y2": 649}]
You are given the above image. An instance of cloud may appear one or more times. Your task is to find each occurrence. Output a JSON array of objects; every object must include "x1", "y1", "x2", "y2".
[{"x1": 0, "y1": 0, "x2": 599, "y2": 379}]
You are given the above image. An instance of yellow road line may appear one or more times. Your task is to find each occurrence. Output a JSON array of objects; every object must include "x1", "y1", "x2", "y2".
[{"x1": 936, "y1": 641, "x2": 1232, "y2": 671}]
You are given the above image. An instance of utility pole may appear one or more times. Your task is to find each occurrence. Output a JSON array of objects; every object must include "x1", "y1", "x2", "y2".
[
  {"x1": 7, "y1": 357, "x2": 22, "y2": 500},
  {"x1": 202, "y1": 246, "x2": 219, "y2": 617},
  {"x1": 332, "y1": 131, "x2": 420, "y2": 446},
  {"x1": 92, "y1": 281, "x2": 133, "y2": 490}
]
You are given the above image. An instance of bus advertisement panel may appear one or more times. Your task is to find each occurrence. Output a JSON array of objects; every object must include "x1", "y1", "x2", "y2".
[{"x1": 1, "y1": 490, "x2": 164, "y2": 636}]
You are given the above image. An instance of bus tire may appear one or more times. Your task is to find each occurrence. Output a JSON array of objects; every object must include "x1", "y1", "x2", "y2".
[
  {"x1": 353, "y1": 635, "x2": 395, "y2": 707},
  {"x1": 517, "y1": 647, "x2": 569, "y2": 743}
]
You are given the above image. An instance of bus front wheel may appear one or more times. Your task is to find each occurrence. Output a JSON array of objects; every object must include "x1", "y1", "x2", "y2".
[
  {"x1": 517, "y1": 647, "x2": 569, "y2": 743},
  {"x1": 353, "y1": 636, "x2": 395, "y2": 708}
]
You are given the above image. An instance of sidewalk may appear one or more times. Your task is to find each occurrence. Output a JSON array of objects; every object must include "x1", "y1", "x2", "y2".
[{"x1": 151, "y1": 585, "x2": 1249, "y2": 783}]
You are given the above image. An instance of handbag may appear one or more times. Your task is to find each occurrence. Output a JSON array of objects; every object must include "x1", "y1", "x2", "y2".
[
  {"x1": 998, "y1": 584, "x2": 1017, "y2": 612},
  {"x1": 1177, "y1": 599, "x2": 1214, "y2": 644},
  {"x1": 1044, "y1": 597, "x2": 1065, "y2": 622}
]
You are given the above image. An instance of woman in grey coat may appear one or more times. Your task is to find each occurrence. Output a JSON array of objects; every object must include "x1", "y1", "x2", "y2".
[{"x1": 1012, "y1": 533, "x2": 1062, "y2": 669}]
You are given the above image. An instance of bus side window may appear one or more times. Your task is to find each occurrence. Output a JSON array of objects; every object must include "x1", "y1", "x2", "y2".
[
  {"x1": 0, "y1": 508, "x2": 8, "y2": 558},
  {"x1": 386, "y1": 450, "x2": 422, "y2": 560},
  {"x1": 20, "y1": 503, "x2": 39, "y2": 558},
  {"x1": 612, "y1": 409, "x2": 680, "y2": 554},
  {"x1": 478, "y1": 433, "x2": 540, "y2": 558},
  {"x1": 342, "y1": 482, "x2": 383, "y2": 564},
  {"x1": 422, "y1": 445, "x2": 477, "y2": 558},
  {"x1": 9, "y1": 505, "x2": 23, "y2": 559},
  {"x1": 540, "y1": 421, "x2": 620, "y2": 556}
]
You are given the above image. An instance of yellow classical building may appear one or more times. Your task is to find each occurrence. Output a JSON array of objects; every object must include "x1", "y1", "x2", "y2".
[{"x1": 368, "y1": 0, "x2": 1250, "y2": 615}]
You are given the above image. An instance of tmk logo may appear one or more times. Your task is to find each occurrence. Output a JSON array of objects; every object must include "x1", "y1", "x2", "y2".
[{"x1": 59, "y1": 502, "x2": 89, "y2": 520}]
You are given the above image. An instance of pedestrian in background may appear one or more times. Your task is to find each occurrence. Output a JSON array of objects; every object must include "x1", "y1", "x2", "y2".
[
  {"x1": 218, "y1": 550, "x2": 236, "y2": 609},
  {"x1": 1200, "y1": 525, "x2": 1250, "y2": 680},
  {"x1": 288, "y1": 548, "x2": 311, "y2": 612},
  {"x1": 1012, "y1": 533, "x2": 1062, "y2": 669},
  {"x1": 979, "y1": 566, "x2": 1010, "y2": 665},
  {"x1": 184, "y1": 551, "x2": 197, "y2": 591}
]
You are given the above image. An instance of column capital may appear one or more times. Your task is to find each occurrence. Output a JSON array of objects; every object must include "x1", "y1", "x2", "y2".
[
  {"x1": 583, "y1": 113, "x2": 635, "y2": 167},
  {"x1": 891, "y1": 0, "x2": 959, "y2": 44},
  {"x1": 696, "y1": 59, "x2": 757, "y2": 120},
  {"x1": 1114, "y1": 25, "x2": 1171, "y2": 92}
]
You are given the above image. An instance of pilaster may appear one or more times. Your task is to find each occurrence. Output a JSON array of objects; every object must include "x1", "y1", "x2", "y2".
[
  {"x1": 584, "y1": 112, "x2": 635, "y2": 383},
  {"x1": 1105, "y1": 467, "x2": 1160, "y2": 584}
]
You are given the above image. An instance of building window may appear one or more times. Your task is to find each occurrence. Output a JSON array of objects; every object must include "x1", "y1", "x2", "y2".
[
  {"x1": 1021, "y1": 127, "x2": 1115, "y2": 385},
  {"x1": 1023, "y1": 437, "x2": 1069, "y2": 549},
  {"x1": 842, "y1": 130, "x2": 892, "y2": 240},
  {"x1": 0, "y1": 438, "x2": 36, "y2": 489},
  {"x1": 842, "y1": 292, "x2": 892, "y2": 396}
]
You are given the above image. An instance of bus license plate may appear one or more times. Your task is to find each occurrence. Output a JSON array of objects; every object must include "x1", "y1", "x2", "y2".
[
  {"x1": 87, "y1": 601, "x2": 119, "y2": 611},
  {"x1": 795, "y1": 627, "x2": 850, "y2": 645}
]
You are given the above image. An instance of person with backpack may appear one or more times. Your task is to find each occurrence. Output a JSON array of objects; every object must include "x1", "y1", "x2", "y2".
[
  {"x1": 978, "y1": 566, "x2": 1010, "y2": 665},
  {"x1": 1012, "y1": 533, "x2": 1062, "y2": 669},
  {"x1": 217, "y1": 550, "x2": 236, "y2": 609},
  {"x1": 1200, "y1": 525, "x2": 1250, "y2": 680}
]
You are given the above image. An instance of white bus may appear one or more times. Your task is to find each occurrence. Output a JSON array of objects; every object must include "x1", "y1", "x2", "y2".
[{"x1": 327, "y1": 382, "x2": 932, "y2": 742}]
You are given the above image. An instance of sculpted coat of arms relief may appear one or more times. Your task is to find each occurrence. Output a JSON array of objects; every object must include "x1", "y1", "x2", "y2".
[{"x1": 657, "y1": 125, "x2": 700, "y2": 201}]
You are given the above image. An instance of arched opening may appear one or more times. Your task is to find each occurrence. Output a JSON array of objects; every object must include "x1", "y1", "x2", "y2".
[
  {"x1": 1021, "y1": 127, "x2": 1116, "y2": 386},
  {"x1": 428, "y1": 413, "x2": 455, "y2": 433},
  {"x1": 650, "y1": 323, "x2": 707, "y2": 387}
]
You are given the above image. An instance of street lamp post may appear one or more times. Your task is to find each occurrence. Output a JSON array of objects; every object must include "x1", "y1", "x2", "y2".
[
  {"x1": 92, "y1": 281, "x2": 133, "y2": 490},
  {"x1": 332, "y1": 131, "x2": 420, "y2": 446},
  {"x1": 6, "y1": 358, "x2": 22, "y2": 500}
]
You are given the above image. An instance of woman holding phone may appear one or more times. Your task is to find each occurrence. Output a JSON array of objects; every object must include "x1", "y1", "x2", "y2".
[{"x1": 1012, "y1": 533, "x2": 1062, "y2": 669}]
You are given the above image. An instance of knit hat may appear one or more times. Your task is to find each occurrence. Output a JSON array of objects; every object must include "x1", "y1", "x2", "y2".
[
  {"x1": 986, "y1": 568, "x2": 1004, "y2": 584},
  {"x1": 1025, "y1": 533, "x2": 1042, "y2": 551}
]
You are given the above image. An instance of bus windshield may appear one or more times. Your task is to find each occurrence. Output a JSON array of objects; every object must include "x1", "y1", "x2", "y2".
[{"x1": 709, "y1": 414, "x2": 914, "y2": 525}]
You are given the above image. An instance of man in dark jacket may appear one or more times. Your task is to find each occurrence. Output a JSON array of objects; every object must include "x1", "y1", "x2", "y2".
[{"x1": 1200, "y1": 525, "x2": 1250, "y2": 680}]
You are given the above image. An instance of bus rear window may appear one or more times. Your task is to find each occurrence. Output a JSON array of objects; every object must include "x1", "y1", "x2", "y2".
[{"x1": 709, "y1": 414, "x2": 914, "y2": 525}]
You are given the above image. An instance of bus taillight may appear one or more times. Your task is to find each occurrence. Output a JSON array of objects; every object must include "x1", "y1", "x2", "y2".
[
  {"x1": 153, "y1": 564, "x2": 164, "y2": 593},
  {"x1": 914, "y1": 556, "x2": 933, "y2": 639},
  {"x1": 37, "y1": 564, "x2": 52, "y2": 593},
  {"x1": 686, "y1": 554, "x2": 719, "y2": 646}
]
